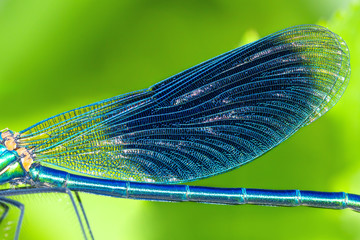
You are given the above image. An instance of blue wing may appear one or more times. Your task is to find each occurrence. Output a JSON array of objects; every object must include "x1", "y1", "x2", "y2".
[{"x1": 18, "y1": 25, "x2": 350, "y2": 183}]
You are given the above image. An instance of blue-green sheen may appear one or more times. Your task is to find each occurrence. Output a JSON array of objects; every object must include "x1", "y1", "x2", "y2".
[
  {"x1": 0, "y1": 24, "x2": 355, "y2": 240},
  {"x1": 17, "y1": 25, "x2": 349, "y2": 184}
]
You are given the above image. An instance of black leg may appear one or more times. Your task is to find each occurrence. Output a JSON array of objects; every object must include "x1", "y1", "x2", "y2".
[
  {"x1": 0, "y1": 200, "x2": 10, "y2": 223},
  {"x1": 75, "y1": 191, "x2": 95, "y2": 240},
  {"x1": 0, "y1": 197, "x2": 24, "y2": 240},
  {"x1": 0, "y1": 187, "x2": 93, "y2": 240}
]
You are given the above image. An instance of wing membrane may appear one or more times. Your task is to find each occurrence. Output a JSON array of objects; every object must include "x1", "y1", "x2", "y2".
[{"x1": 19, "y1": 25, "x2": 350, "y2": 183}]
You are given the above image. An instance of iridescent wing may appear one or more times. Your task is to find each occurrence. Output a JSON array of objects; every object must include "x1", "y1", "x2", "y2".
[{"x1": 18, "y1": 25, "x2": 350, "y2": 183}]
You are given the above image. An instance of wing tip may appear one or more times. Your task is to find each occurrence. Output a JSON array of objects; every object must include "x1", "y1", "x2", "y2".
[{"x1": 299, "y1": 25, "x2": 351, "y2": 125}]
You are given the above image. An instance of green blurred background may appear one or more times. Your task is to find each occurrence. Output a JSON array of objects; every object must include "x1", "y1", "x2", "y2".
[{"x1": 1, "y1": 0, "x2": 360, "y2": 239}]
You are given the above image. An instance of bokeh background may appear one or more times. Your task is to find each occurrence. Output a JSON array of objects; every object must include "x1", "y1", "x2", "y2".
[{"x1": 0, "y1": 0, "x2": 360, "y2": 239}]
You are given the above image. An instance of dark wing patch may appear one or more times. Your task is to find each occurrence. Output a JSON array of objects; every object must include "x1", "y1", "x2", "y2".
[{"x1": 19, "y1": 25, "x2": 350, "y2": 183}]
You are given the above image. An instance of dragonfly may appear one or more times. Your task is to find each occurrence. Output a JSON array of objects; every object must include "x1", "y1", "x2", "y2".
[{"x1": 0, "y1": 24, "x2": 355, "y2": 239}]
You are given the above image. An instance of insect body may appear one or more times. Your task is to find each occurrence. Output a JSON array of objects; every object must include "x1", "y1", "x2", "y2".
[{"x1": 0, "y1": 25, "x2": 354, "y2": 239}]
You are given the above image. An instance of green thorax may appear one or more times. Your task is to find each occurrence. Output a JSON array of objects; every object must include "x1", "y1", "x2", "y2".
[{"x1": 0, "y1": 131, "x2": 28, "y2": 184}]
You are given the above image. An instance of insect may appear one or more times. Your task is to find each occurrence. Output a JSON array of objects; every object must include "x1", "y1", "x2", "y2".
[{"x1": 0, "y1": 24, "x2": 354, "y2": 239}]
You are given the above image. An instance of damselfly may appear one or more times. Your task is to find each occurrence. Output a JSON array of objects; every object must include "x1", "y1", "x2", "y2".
[{"x1": 0, "y1": 25, "x2": 354, "y2": 239}]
